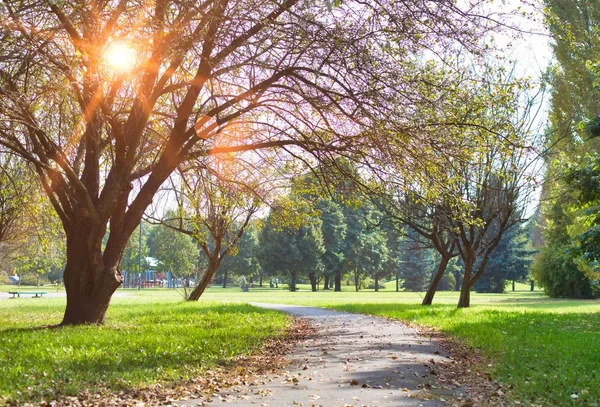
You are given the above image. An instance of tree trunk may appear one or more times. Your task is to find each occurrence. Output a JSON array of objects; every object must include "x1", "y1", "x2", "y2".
[
  {"x1": 188, "y1": 263, "x2": 219, "y2": 301},
  {"x1": 457, "y1": 283, "x2": 471, "y2": 308},
  {"x1": 354, "y1": 270, "x2": 360, "y2": 292},
  {"x1": 457, "y1": 260, "x2": 473, "y2": 308},
  {"x1": 323, "y1": 274, "x2": 330, "y2": 290},
  {"x1": 512, "y1": 280, "x2": 515, "y2": 291},
  {"x1": 422, "y1": 255, "x2": 451, "y2": 305},
  {"x1": 308, "y1": 272, "x2": 317, "y2": 292},
  {"x1": 61, "y1": 242, "x2": 122, "y2": 325},
  {"x1": 374, "y1": 275, "x2": 379, "y2": 292},
  {"x1": 259, "y1": 272, "x2": 263, "y2": 287},
  {"x1": 334, "y1": 272, "x2": 341, "y2": 292},
  {"x1": 222, "y1": 269, "x2": 228, "y2": 288},
  {"x1": 60, "y1": 221, "x2": 125, "y2": 325},
  {"x1": 290, "y1": 271, "x2": 297, "y2": 292}
]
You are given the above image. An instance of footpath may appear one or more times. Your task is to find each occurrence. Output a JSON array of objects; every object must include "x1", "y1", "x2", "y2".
[{"x1": 176, "y1": 304, "x2": 474, "y2": 407}]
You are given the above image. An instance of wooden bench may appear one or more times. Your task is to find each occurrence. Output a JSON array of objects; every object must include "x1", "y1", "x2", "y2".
[{"x1": 7, "y1": 291, "x2": 47, "y2": 298}]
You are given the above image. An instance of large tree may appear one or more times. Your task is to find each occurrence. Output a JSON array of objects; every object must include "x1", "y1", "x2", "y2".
[
  {"x1": 533, "y1": 0, "x2": 600, "y2": 297},
  {"x1": 0, "y1": 0, "x2": 504, "y2": 324}
]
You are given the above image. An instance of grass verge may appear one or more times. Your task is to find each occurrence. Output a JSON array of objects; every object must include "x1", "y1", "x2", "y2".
[
  {"x1": 328, "y1": 302, "x2": 600, "y2": 406},
  {"x1": 0, "y1": 298, "x2": 288, "y2": 405}
]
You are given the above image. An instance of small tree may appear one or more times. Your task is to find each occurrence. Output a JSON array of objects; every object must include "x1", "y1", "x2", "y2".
[{"x1": 147, "y1": 220, "x2": 199, "y2": 294}]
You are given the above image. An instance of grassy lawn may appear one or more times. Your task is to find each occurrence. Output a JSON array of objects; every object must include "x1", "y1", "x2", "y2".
[
  {"x1": 2, "y1": 284, "x2": 599, "y2": 406},
  {"x1": 0, "y1": 293, "x2": 288, "y2": 404}
]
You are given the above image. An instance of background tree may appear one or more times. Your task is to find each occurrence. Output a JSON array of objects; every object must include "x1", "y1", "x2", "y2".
[
  {"x1": 258, "y1": 195, "x2": 324, "y2": 292},
  {"x1": 318, "y1": 199, "x2": 347, "y2": 290},
  {"x1": 474, "y1": 222, "x2": 535, "y2": 293},
  {"x1": 217, "y1": 223, "x2": 262, "y2": 288},
  {"x1": 398, "y1": 229, "x2": 430, "y2": 292},
  {"x1": 147, "y1": 218, "x2": 199, "y2": 294},
  {"x1": 533, "y1": 0, "x2": 600, "y2": 297}
]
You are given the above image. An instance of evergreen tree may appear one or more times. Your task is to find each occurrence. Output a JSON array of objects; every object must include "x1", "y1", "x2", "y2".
[
  {"x1": 475, "y1": 223, "x2": 536, "y2": 293},
  {"x1": 399, "y1": 229, "x2": 430, "y2": 292}
]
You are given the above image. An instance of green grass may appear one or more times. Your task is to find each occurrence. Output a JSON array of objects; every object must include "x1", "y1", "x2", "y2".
[
  {"x1": 0, "y1": 295, "x2": 288, "y2": 404},
  {"x1": 3, "y1": 285, "x2": 600, "y2": 406}
]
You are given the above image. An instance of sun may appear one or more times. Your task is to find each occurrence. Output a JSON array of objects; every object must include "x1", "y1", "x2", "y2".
[{"x1": 104, "y1": 41, "x2": 137, "y2": 73}]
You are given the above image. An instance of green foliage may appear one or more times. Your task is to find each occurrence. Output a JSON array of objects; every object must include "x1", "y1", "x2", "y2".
[
  {"x1": 475, "y1": 223, "x2": 536, "y2": 293},
  {"x1": 533, "y1": 243, "x2": 594, "y2": 298},
  {"x1": 218, "y1": 224, "x2": 262, "y2": 284},
  {"x1": 0, "y1": 299, "x2": 288, "y2": 405},
  {"x1": 147, "y1": 220, "x2": 199, "y2": 279},
  {"x1": 437, "y1": 272, "x2": 456, "y2": 291},
  {"x1": 318, "y1": 199, "x2": 347, "y2": 283},
  {"x1": 257, "y1": 200, "x2": 324, "y2": 291},
  {"x1": 536, "y1": 0, "x2": 600, "y2": 298},
  {"x1": 398, "y1": 229, "x2": 430, "y2": 292},
  {"x1": 121, "y1": 222, "x2": 152, "y2": 275}
]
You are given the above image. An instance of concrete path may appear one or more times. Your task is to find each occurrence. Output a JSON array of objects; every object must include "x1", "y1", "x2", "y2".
[{"x1": 177, "y1": 303, "x2": 466, "y2": 407}]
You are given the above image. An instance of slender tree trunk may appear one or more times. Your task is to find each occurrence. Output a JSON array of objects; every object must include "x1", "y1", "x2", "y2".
[
  {"x1": 457, "y1": 260, "x2": 473, "y2": 308},
  {"x1": 259, "y1": 273, "x2": 263, "y2": 287},
  {"x1": 222, "y1": 269, "x2": 228, "y2": 288},
  {"x1": 354, "y1": 269, "x2": 360, "y2": 292},
  {"x1": 290, "y1": 271, "x2": 297, "y2": 292},
  {"x1": 188, "y1": 263, "x2": 219, "y2": 301},
  {"x1": 334, "y1": 272, "x2": 341, "y2": 292},
  {"x1": 308, "y1": 272, "x2": 317, "y2": 292},
  {"x1": 422, "y1": 255, "x2": 451, "y2": 306},
  {"x1": 374, "y1": 275, "x2": 379, "y2": 292},
  {"x1": 323, "y1": 274, "x2": 330, "y2": 290}
]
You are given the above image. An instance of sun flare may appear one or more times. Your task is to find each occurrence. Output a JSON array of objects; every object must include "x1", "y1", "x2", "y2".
[{"x1": 104, "y1": 41, "x2": 137, "y2": 73}]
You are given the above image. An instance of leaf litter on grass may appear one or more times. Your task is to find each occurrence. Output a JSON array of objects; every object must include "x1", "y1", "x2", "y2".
[{"x1": 10, "y1": 318, "x2": 314, "y2": 407}]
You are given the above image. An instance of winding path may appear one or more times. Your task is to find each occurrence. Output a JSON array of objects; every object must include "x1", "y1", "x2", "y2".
[{"x1": 177, "y1": 303, "x2": 468, "y2": 407}]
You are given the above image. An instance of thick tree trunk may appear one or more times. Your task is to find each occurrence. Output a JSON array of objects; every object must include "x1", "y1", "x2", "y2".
[
  {"x1": 422, "y1": 256, "x2": 451, "y2": 306},
  {"x1": 308, "y1": 272, "x2": 317, "y2": 292},
  {"x1": 334, "y1": 272, "x2": 341, "y2": 292},
  {"x1": 61, "y1": 241, "x2": 123, "y2": 325},
  {"x1": 289, "y1": 271, "x2": 297, "y2": 292},
  {"x1": 323, "y1": 274, "x2": 330, "y2": 290},
  {"x1": 374, "y1": 275, "x2": 379, "y2": 292},
  {"x1": 457, "y1": 283, "x2": 471, "y2": 308},
  {"x1": 188, "y1": 263, "x2": 219, "y2": 301}
]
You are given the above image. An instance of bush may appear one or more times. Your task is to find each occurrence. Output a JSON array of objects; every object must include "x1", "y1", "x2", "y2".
[
  {"x1": 532, "y1": 244, "x2": 596, "y2": 298},
  {"x1": 437, "y1": 273, "x2": 456, "y2": 291}
]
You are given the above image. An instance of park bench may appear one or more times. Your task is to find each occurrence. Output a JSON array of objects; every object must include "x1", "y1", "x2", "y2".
[{"x1": 7, "y1": 291, "x2": 46, "y2": 298}]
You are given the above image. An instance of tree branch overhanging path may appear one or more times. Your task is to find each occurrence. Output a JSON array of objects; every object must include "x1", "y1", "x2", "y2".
[{"x1": 0, "y1": 0, "x2": 529, "y2": 324}]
